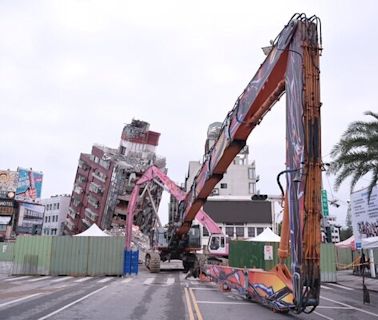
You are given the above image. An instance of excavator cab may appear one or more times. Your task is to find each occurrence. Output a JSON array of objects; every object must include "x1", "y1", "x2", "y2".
[
  {"x1": 187, "y1": 225, "x2": 201, "y2": 249},
  {"x1": 208, "y1": 234, "x2": 229, "y2": 256},
  {"x1": 152, "y1": 227, "x2": 168, "y2": 249}
]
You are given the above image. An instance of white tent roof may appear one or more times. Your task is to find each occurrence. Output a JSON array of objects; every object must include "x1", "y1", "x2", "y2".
[
  {"x1": 249, "y1": 227, "x2": 281, "y2": 242},
  {"x1": 362, "y1": 236, "x2": 378, "y2": 249},
  {"x1": 335, "y1": 235, "x2": 355, "y2": 249},
  {"x1": 74, "y1": 223, "x2": 110, "y2": 237}
]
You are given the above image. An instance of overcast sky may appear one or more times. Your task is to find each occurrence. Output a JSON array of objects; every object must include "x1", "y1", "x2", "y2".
[{"x1": 1, "y1": 0, "x2": 376, "y2": 226}]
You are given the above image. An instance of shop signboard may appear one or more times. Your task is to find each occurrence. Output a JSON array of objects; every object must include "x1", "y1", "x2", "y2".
[{"x1": 350, "y1": 185, "x2": 378, "y2": 248}]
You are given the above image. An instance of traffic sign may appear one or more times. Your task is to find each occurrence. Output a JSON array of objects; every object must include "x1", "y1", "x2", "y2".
[{"x1": 321, "y1": 190, "x2": 329, "y2": 217}]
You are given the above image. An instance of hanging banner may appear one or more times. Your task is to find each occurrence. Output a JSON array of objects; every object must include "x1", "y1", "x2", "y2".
[
  {"x1": 264, "y1": 245, "x2": 273, "y2": 260},
  {"x1": 350, "y1": 185, "x2": 378, "y2": 248}
]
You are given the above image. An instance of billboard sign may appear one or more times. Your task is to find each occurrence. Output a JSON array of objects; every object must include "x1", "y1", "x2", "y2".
[
  {"x1": 17, "y1": 202, "x2": 45, "y2": 235},
  {"x1": 0, "y1": 170, "x2": 18, "y2": 198},
  {"x1": 350, "y1": 185, "x2": 378, "y2": 248},
  {"x1": 15, "y1": 168, "x2": 43, "y2": 201}
]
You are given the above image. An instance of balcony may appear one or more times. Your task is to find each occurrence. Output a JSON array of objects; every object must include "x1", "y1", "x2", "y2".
[
  {"x1": 74, "y1": 185, "x2": 83, "y2": 195},
  {"x1": 92, "y1": 171, "x2": 106, "y2": 183},
  {"x1": 85, "y1": 208, "x2": 98, "y2": 222},
  {"x1": 89, "y1": 182, "x2": 103, "y2": 195},
  {"x1": 72, "y1": 199, "x2": 81, "y2": 208},
  {"x1": 82, "y1": 218, "x2": 91, "y2": 227},
  {"x1": 117, "y1": 194, "x2": 131, "y2": 201},
  {"x1": 65, "y1": 219, "x2": 75, "y2": 231},
  {"x1": 68, "y1": 207, "x2": 77, "y2": 220},
  {"x1": 76, "y1": 175, "x2": 87, "y2": 184},
  {"x1": 87, "y1": 196, "x2": 100, "y2": 209},
  {"x1": 78, "y1": 160, "x2": 90, "y2": 171}
]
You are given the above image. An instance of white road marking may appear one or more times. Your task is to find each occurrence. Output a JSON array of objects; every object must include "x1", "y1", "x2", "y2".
[
  {"x1": 74, "y1": 277, "x2": 91, "y2": 283},
  {"x1": 28, "y1": 277, "x2": 52, "y2": 282},
  {"x1": 3, "y1": 276, "x2": 32, "y2": 282},
  {"x1": 326, "y1": 283, "x2": 354, "y2": 291},
  {"x1": 196, "y1": 300, "x2": 248, "y2": 305},
  {"x1": 320, "y1": 285, "x2": 333, "y2": 290},
  {"x1": 321, "y1": 296, "x2": 378, "y2": 317},
  {"x1": 314, "y1": 311, "x2": 335, "y2": 320},
  {"x1": 317, "y1": 306, "x2": 352, "y2": 309},
  {"x1": 37, "y1": 286, "x2": 109, "y2": 320},
  {"x1": 143, "y1": 277, "x2": 155, "y2": 285},
  {"x1": 0, "y1": 293, "x2": 42, "y2": 308},
  {"x1": 97, "y1": 278, "x2": 113, "y2": 283},
  {"x1": 51, "y1": 276, "x2": 73, "y2": 283},
  {"x1": 121, "y1": 278, "x2": 133, "y2": 284},
  {"x1": 166, "y1": 277, "x2": 175, "y2": 285},
  {"x1": 190, "y1": 288, "x2": 217, "y2": 291}
]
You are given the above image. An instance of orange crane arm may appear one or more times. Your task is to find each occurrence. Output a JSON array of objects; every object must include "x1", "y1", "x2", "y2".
[{"x1": 173, "y1": 14, "x2": 322, "y2": 312}]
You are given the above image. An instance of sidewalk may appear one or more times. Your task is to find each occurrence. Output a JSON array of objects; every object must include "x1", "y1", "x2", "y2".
[{"x1": 336, "y1": 270, "x2": 378, "y2": 292}]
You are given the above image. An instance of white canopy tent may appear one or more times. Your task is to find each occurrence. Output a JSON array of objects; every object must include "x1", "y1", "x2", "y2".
[
  {"x1": 335, "y1": 235, "x2": 355, "y2": 250},
  {"x1": 249, "y1": 227, "x2": 281, "y2": 242},
  {"x1": 74, "y1": 223, "x2": 110, "y2": 237},
  {"x1": 362, "y1": 236, "x2": 378, "y2": 249}
]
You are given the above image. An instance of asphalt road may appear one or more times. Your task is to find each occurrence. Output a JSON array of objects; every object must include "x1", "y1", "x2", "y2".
[{"x1": 0, "y1": 263, "x2": 377, "y2": 320}]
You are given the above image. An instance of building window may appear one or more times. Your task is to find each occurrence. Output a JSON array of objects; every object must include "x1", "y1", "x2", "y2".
[
  {"x1": 57, "y1": 203, "x2": 60, "y2": 210},
  {"x1": 248, "y1": 227, "x2": 255, "y2": 237},
  {"x1": 211, "y1": 188, "x2": 219, "y2": 196},
  {"x1": 235, "y1": 226, "x2": 244, "y2": 237},
  {"x1": 256, "y1": 227, "x2": 264, "y2": 235},
  {"x1": 202, "y1": 226, "x2": 209, "y2": 237},
  {"x1": 249, "y1": 183, "x2": 255, "y2": 194},
  {"x1": 120, "y1": 146, "x2": 126, "y2": 155},
  {"x1": 45, "y1": 216, "x2": 48, "y2": 223},
  {"x1": 225, "y1": 226, "x2": 234, "y2": 237},
  {"x1": 248, "y1": 168, "x2": 254, "y2": 179},
  {"x1": 48, "y1": 216, "x2": 51, "y2": 222},
  {"x1": 220, "y1": 183, "x2": 227, "y2": 189}
]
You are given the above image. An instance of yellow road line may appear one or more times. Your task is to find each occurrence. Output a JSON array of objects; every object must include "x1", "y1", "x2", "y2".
[
  {"x1": 189, "y1": 288, "x2": 204, "y2": 320},
  {"x1": 184, "y1": 287, "x2": 195, "y2": 320}
]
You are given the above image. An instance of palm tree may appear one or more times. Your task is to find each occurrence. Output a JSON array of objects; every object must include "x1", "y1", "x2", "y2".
[{"x1": 329, "y1": 111, "x2": 378, "y2": 201}]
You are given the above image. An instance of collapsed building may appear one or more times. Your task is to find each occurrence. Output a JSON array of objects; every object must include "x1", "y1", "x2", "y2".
[{"x1": 64, "y1": 119, "x2": 166, "y2": 236}]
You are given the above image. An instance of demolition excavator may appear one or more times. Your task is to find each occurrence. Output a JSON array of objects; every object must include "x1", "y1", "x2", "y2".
[
  {"x1": 125, "y1": 13, "x2": 323, "y2": 314},
  {"x1": 125, "y1": 165, "x2": 229, "y2": 273}
]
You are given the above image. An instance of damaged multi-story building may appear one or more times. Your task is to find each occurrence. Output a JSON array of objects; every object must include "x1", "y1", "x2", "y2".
[{"x1": 64, "y1": 120, "x2": 166, "y2": 235}]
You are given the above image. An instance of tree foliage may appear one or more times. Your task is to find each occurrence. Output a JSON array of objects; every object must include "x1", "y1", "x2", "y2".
[{"x1": 329, "y1": 111, "x2": 378, "y2": 201}]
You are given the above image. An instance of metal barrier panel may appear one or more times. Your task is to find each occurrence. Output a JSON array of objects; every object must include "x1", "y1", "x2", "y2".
[
  {"x1": 11, "y1": 236, "x2": 127, "y2": 276},
  {"x1": 320, "y1": 243, "x2": 337, "y2": 282},
  {"x1": 50, "y1": 236, "x2": 89, "y2": 276},
  {"x1": 229, "y1": 241, "x2": 337, "y2": 283},
  {"x1": 0, "y1": 242, "x2": 14, "y2": 261},
  {"x1": 12, "y1": 236, "x2": 52, "y2": 275},
  {"x1": 229, "y1": 241, "x2": 264, "y2": 268},
  {"x1": 87, "y1": 237, "x2": 124, "y2": 276}
]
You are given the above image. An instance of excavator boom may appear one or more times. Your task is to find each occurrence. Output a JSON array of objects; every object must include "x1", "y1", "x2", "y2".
[
  {"x1": 171, "y1": 14, "x2": 322, "y2": 313},
  {"x1": 125, "y1": 13, "x2": 322, "y2": 314}
]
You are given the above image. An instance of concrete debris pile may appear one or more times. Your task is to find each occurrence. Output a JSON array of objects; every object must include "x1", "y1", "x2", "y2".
[{"x1": 105, "y1": 225, "x2": 150, "y2": 252}]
